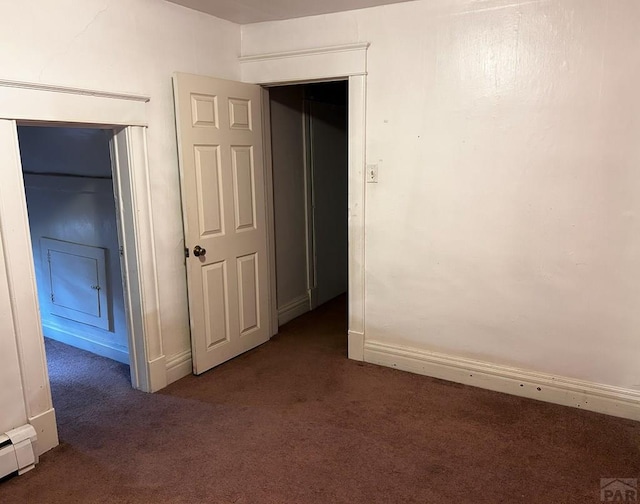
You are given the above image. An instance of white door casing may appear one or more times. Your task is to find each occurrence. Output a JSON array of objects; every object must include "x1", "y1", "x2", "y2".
[
  {"x1": 240, "y1": 43, "x2": 369, "y2": 360},
  {"x1": 0, "y1": 79, "x2": 160, "y2": 456},
  {"x1": 173, "y1": 73, "x2": 270, "y2": 374},
  {"x1": 0, "y1": 119, "x2": 31, "y2": 435}
]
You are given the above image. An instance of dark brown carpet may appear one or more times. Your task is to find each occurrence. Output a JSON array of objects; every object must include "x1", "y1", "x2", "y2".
[{"x1": 2, "y1": 296, "x2": 639, "y2": 503}]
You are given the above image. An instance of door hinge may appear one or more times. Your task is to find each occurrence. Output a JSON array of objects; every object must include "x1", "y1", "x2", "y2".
[
  {"x1": 50, "y1": 292, "x2": 55, "y2": 303},
  {"x1": 119, "y1": 246, "x2": 124, "y2": 256}
]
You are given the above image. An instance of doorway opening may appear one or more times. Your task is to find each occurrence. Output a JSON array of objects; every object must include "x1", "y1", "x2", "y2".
[
  {"x1": 0, "y1": 80, "x2": 159, "y2": 454},
  {"x1": 17, "y1": 125, "x2": 133, "y2": 389},
  {"x1": 268, "y1": 81, "x2": 349, "y2": 330}
]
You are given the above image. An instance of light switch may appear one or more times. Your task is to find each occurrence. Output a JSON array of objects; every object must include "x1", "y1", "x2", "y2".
[{"x1": 367, "y1": 164, "x2": 378, "y2": 183}]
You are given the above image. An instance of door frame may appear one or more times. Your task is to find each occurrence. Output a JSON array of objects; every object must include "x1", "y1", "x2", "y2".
[
  {"x1": 303, "y1": 95, "x2": 318, "y2": 312},
  {"x1": 0, "y1": 79, "x2": 165, "y2": 455},
  {"x1": 240, "y1": 43, "x2": 368, "y2": 360}
]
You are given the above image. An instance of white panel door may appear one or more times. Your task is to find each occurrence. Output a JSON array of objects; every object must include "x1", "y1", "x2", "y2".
[{"x1": 173, "y1": 73, "x2": 270, "y2": 374}]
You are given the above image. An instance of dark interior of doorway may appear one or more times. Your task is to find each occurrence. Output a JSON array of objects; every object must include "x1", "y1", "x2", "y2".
[{"x1": 269, "y1": 81, "x2": 348, "y2": 327}]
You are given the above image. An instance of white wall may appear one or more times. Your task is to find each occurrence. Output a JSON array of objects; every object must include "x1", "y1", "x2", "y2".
[
  {"x1": 24, "y1": 184, "x2": 128, "y2": 362},
  {"x1": 0, "y1": 0, "x2": 240, "y2": 378},
  {"x1": 242, "y1": 0, "x2": 640, "y2": 391},
  {"x1": 269, "y1": 84, "x2": 349, "y2": 321},
  {"x1": 269, "y1": 86, "x2": 309, "y2": 315},
  {"x1": 21, "y1": 127, "x2": 128, "y2": 363},
  {"x1": 18, "y1": 127, "x2": 113, "y2": 177}
]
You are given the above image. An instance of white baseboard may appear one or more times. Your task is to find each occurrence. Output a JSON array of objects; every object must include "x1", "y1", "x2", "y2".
[
  {"x1": 29, "y1": 408, "x2": 58, "y2": 456},
  {"x1": 348, "y1": 330, "x2": 364, "y2": 361},
  {"x1": 278, "y1": 294, "x2": 310, "y2": 326},
  {"x1": 364, "y1": 340, "x2": 640, "y2": 421},
  {"x1": 166, "y1": 349, "x2": 192, "y2": 385},
  {"x1": 43, "y1": 324, "x2": 129, "y2": 364},
  {"x1": 148, "y1": 355, "x2": 167, "y2": 392}
]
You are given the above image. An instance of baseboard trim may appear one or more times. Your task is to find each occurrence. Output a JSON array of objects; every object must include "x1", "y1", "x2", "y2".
[
  {"x1": 348, "y1": 330, "x2": 365, "y2": 361},
  {"x1": 278, "y1": 294, "x2": 310, "y2": 326},
  {"x1": 29, "y1": 408, "x2": 58, "y2": 456},
  {"x1": 364, "y1": 340, "x2": 640, "y2": 421},
  {"x1": 148, "y1": 355, "x2": 167, "y2": 392},
  {"x1": 166, "y1": 349, "x2": 192, "y2": 385},
  {"x1": 43, "y1": 324, "x2": 129, "y2": 364}
]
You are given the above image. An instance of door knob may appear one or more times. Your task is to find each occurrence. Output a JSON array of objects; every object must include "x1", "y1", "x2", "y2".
[{"x1": 193, "y1": 245, "x2": 206, "y2": 257}]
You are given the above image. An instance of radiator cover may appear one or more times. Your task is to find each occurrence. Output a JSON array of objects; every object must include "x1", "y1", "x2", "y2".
[{"x1": 0, "y1": 424, "x2": 38, "y2": 478}]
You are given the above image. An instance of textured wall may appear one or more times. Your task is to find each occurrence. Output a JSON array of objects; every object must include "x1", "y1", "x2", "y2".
[
  {"x1": 20, "y1": 126, "x2": 129, "y2": 363},
  {"x1": 270, "y1": 86, "x2": 309, "y2": 311},
  {"x1": 0, "y1": 0, "x2": 241, "y2": 365},
  {"x1": 25, "y1": 177, "x2": 129, "y2": 362},
  {"x1": 243, "y1": 0, "x2": 640, "y2": 389}
]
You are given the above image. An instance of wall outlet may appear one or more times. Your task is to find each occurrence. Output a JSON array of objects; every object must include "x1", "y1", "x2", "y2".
[{"x1": 367, "y1": 164, "x2": 378, "y2": 183}]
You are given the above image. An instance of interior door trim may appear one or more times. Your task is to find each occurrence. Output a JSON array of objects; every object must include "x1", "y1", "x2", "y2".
[
  {"x1": 0, "y1": 80, "x2": 162, "y2": 455},
  {"x1": 241, "y1": 43, "x2": 368, "y2": 360}
]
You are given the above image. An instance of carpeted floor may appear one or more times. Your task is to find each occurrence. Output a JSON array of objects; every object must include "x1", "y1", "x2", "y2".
[{"x1": 2, "y1": 296, "x2": 639, "y2": 503}]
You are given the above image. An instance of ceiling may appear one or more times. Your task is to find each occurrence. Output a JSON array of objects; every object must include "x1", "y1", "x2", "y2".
[{"x1": 166, "y1": 0, "x2": 418, "y2": 24}]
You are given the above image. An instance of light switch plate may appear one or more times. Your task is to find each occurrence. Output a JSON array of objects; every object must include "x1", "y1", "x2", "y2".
[{"x1": 367, "y1": 164, "x2": 378, "y2": 183}]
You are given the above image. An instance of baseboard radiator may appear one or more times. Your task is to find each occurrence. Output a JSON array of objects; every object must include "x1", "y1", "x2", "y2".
[{"x1": 0, "y1": 425, "x2": 38, "y2": 478}]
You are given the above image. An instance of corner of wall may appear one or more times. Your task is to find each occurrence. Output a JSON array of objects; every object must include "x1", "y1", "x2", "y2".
[{"x1": 278, "y1": 294, "x2": 311, "y2": 326}]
